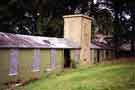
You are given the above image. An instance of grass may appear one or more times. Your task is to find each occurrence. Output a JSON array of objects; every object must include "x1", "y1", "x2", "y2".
[{"x1": 17, "y1": 61, "x2": 135, "y2": 90}]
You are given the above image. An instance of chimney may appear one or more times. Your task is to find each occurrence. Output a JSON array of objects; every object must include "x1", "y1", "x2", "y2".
[{"x1": 63, "y1": 14, "x2": 92, "y2": 64}]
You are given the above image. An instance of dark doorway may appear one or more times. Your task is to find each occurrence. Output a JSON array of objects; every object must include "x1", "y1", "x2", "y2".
[
  {"x1": 64, "y1": 49, "x2": 71, "y2": 68},
  {"x1": 97, "y1": 50, "x2": 100, "y2": 63}
]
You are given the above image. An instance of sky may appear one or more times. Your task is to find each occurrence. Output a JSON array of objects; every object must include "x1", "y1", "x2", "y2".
[{"x1": 93, "y1": 0, "x2": 97, "y2": 4}]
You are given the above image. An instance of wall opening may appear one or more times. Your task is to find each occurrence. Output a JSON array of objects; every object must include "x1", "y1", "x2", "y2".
[
  {"x1": 64, "y1": 49, "x2": 71, "y2": 68},
  {"x1": 97, "y1": 50, "x2": 100, "y2": 63}
]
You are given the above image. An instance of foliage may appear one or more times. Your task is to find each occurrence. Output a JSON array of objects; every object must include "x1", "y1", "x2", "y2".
[
  {"x1": 112, "y1": 0, "x2": 135, "y2": 56},
  {"x1": 0, "y1": 0, "x2": 115, "y2": 37},
  {"x1": 94, "y1": 9, "x2": 113, "y2": 35},
  {"x1": 0, "y1": 0, "x2": 97, "y2": 37}
]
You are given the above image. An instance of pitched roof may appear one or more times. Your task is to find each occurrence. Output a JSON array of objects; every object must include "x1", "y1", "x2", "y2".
[
  {"x1": 91, "y1": 41, "x2": 112, "y2": 50},
  {"x1": 90, "y1": 43, "x2": 101, "y2": 49},
  {"x1": 0, "y1": 32, "x2": 80, "y2": 49},
  {"x1": 120, "y1": 43, "x2": 131, "y2": 51},
  {"x1": 91, "y1": 34, "x2": 113, "y2": 49},
  {"x1": 0, "y1": 32, "x2": 113, "y2": 49}
]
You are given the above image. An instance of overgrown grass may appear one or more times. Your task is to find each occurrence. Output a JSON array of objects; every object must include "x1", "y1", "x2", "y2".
[{"x1": 17, "y1": 61, "x2": 135, "y2": 90}]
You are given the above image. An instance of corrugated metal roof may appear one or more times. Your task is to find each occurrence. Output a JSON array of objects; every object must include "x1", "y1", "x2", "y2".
[
  {"x1": 90, "y1": 43, "x2": 101, "y2": 49},
  {"x1": 92, "y1": 34, "x2": 113, "y2": 49},
  {"x1": 0, "y1": 32, "x2": 80, "y2": 49},
  {"x1": 120, "y1": 43, "x2": 131, "y2": 51},
  {"x1": 90, "y1": 41, "x2": 112, "y2": 50},
  {"x1": 0, "y1": 32, "x2": 112, "y2": 49}
]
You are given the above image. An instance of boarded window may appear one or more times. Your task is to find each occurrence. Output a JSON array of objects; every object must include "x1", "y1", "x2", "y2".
[
  {"x1": 50, "y1": 49, "x2": 56, "y2": 69},
  {"x1": 9, "y1": 49, "x2": 18, "y2": 76},
  {"x1": 32, "y1": 49, "x2": 40, "y2": 72},
  {"x1": 74, "y1": 50, "x2": 80, "y2": 64}
]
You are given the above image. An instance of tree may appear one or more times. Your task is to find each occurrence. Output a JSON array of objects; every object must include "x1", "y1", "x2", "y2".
[
  {"x1": 0, "y1": 0, "x2": 99, "y2": 37},
  {"x1": 111, "y1": 0, "x2": 135, "y2": 56},
  {"x1": 94, "y1": 9, "x2": 113, "y2": 35}
]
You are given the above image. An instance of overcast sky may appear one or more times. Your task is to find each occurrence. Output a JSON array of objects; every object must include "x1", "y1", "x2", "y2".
[{"x1": 93, "y1": 0, "x2": 97, "y2": 4}]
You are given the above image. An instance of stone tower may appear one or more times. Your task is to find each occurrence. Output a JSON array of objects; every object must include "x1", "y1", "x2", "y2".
[{"x1": 63, "y1": 14, "x2": 92, "y2": 64}]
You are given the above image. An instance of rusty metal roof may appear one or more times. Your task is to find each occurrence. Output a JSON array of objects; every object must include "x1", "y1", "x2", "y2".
[{"x1": 0, "y1": 32, "x2": 80, "y2": 49}]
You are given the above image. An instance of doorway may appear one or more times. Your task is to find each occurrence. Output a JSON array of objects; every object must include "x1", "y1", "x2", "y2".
[{"x1": 64, "y1": 49, "x2": 71, "y2": 68}]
